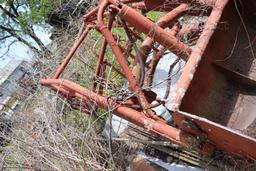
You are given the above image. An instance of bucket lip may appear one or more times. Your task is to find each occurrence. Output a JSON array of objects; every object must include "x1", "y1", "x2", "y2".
[
  {"x1": 176, "y1": 110, "x2": 256, "y2": 142},
  {"x1": 174, "y1": 110, "x2": 256, "y2": 159}
]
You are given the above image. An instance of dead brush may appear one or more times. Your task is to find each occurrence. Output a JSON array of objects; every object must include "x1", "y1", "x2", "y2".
[{"x1": 0, "y1": 16, "x2": 134, "y2": 170}]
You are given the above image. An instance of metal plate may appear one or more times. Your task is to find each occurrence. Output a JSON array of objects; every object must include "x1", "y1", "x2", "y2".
[{"x1": 173, "y1": 110, "x2": 256, "y2": 159}]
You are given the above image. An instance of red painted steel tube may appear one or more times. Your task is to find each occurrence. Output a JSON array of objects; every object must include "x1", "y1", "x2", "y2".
[
  {"x1": 145, "y1": 24, "x2": 179, "y2": 87},
  {"x1": 119, "y1": 45, "x2": 136, "y2": 59},
  {"x1": 92, "y1": 43, "x2": 125, "y2": 77},
  {"x1": 146, "y1": 24, "x2": 180, "y2": 84},
  {"x1": 144, "y1": 0, "x2": 216, "y2": 11},
  {"x1": 132, "y1": 4, "x2": 188, "y2": 84},
  {"x1": 120, "y1": 0, "x2": 143, "y2": 3},
  {"x1": 146, "y1": 46, "x2": 166, "y2": 86},
  {"x1": 97, "y1": 0, "x2": 165, "y2": 122},
  {"x1": 119, "y1": 4, "x2": 191, "y2": 59},
  {"x1": 92, "y1": 38, "x2": 100, "y2": 57},
  {"x1": 167, "y1": 0, "x2": 229, "y2": 110},
  {"x1": 92, "y1": 10, "x2": 115, "y2": 92},
  {"x1": 53, "y1": 24, "x2": 94, "y2": 79},
  {"x1": 94, "y1": 39, "x2": 107, "y2": 80},
  {"x1": 83, "y1": 6, "x2": 99, "y2": 21},
  {"x1": 97, "y1": 0, "x2": 138, "y2": 90},
  {"x1": 133, "y1": 3, "x2": 189, "y2": 72},
  {"x1": 98, "y1": 62, "x2": 107, "y2": 95},
  {"x1": 178, "y1": 22, "x2": 203, "y2": 38},
  {"x1": 104, "y1": 61, "x2": 125, "y2": 77},
  {"x1": 40, "y1": 78, "x2": 199, "y2": 148},
  {"x1": 130, "y1": 2, "x2": 146, "y2": 10},
  {"x1": 156, "y1": 4, "x2": 189, "y2": 29}
]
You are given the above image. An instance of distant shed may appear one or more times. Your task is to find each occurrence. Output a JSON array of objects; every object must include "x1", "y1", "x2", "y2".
[{"x1": 0, "y1": 60, "x2": 29, "y2": 118}]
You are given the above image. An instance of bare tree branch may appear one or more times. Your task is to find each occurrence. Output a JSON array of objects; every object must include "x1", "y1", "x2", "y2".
[
  {"x1": 0, "y1": 40, "x2": 17, "y2": 58},
  {"x1": 0, "y1": 25, "x2": 40, "y2": 55},
  {"x1": 9, "y1": 0, "x2": 19, "y2": 17},
  {"x1": 0, "y1": 2, "x2": 51, "y2": 57},
  {"x1": 0, "y1": 5, "x2": 18, "y2": 20},
  {"x1": 0, "y1": 35, "x2": 12, "y2": 41}
]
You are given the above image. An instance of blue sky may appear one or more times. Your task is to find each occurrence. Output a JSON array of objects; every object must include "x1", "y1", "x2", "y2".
[{"x1": 0, "y1": 26, "x2": 52, "y2": 69}]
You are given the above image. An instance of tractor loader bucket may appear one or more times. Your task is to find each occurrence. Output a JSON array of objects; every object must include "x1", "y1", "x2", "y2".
[
  {"x1": 41, "y1": 0, "x2": 256, "y2": 162},
  {"x1": 168, "y1": 0, "x2": 256, "y2": 159}
]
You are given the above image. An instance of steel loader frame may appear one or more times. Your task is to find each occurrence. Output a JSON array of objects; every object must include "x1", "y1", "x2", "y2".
[{"x1": 41, "y1": 0, "x2": 256, "y2": 160}]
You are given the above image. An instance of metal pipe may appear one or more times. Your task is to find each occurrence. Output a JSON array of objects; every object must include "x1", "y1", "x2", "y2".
[
  {"x1": 131, "y1": 4, "x2": 189, "y2": 85},
  {"x1": 104, "y1": 61, "x2": 125, "y2": 77},
  {"x1": 119, "y1": 4, "x2": 191, "y2": 60},
  {"x1": 97, "y1": 0, "x2": 164, "y2": 122},
  {"x1": 53, "y1": 24, "x2": 94, "y2": 79},
  {"x1": 146, "y1": 24, "x2": 180, "y2": 87},
  {"x1": 130, "y1": 2, "x2": 146, "y2": 10},
  {"x1": 144, "y1": 0, "x2": 216, "y2": 11},
  {"x1": 92, "y1": 7, "x2": 116, "y2": 92},
  {"x1": 157, "y1": 4, "x2": 189, "y2": 29},
  {"x1": 97, "y1": 0, "x2": 138, "y2": 90},
  {"x1": 40, "y1": 78, "x2": 199, "y2": 149},
  {"x1": 167, "y1": 0, "x2": 230, "y2": 110},
  {"x1": 83, "y1": 6, "x2": 99, "y2": 21},
  {"x1": 146, "y1": 46, "x2": 166, "y2": 87},
  {"x1": 92, "y1": 39, "x2": 108, "y2": 92},
  {"x1": 98, "y1": 62, "x2": 107, "y2": 95},
  {"x1": 138, "y1": 4, "x2": 188, "y2": 63},
  {"x1": 120, "y1": 0, "x2": 143, "y2": 3}
]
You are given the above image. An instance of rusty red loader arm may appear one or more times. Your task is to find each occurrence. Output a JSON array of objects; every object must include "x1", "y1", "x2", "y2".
[{"x1": 41, "y1": 0, "x2": 256, "y2": 161}]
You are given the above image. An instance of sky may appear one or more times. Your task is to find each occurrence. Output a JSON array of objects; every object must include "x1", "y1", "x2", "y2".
[{"x1": 0, "y1": 26, "x2": 52, "y2": 69}]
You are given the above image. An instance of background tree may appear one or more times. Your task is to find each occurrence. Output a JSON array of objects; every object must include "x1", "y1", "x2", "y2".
[{"x1": 0, "y1": 0, "x2": 61, "y2": 57}]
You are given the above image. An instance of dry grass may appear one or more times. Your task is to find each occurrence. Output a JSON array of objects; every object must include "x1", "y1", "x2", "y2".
[
  {"x1": 0, "y1": 16, "x2": 133, "y2": 170},
  {"x1": 0, "y1": 90, "x2": 133, "y2": 170}
]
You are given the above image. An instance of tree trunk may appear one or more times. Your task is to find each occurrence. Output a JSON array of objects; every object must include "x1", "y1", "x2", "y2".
[
  {"x1": 0, "y1": 25, "x2": 41, "y2": 55},
  {"x1": 0, "y1": 4, "x2": 52, "y2": 58},
  {"x1": 28, "y1": 27, "x2": 52, "y2": 57}
]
